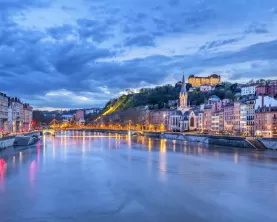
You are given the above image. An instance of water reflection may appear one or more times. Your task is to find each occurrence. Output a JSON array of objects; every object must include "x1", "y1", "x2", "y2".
[
  {"x1": 0, "y1": 131, "x2": 277, "y2": 222},
  {"x1": 0, "y1": 158, "x2": 6, "y2": 190}
]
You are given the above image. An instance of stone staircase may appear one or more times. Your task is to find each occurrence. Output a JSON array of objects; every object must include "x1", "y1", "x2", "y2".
[
  {"x1": 246, "y1": 138, "x2": 267, "y2": 150},
  {"x1": 13, "y1": 136, "x2": 38, "y2": 146}
]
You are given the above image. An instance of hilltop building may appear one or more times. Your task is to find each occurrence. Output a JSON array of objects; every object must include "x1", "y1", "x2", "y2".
[{"x1": 188, "y1": 74, "x2": 221, "y2": 87}]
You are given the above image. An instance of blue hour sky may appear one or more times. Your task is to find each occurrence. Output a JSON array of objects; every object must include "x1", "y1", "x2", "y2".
[{"x1": 1, "y1": 0, "x2": 277, "y2": 109}]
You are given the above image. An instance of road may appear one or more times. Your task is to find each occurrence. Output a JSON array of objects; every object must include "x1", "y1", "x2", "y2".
[{"x1": 0, "y1": 131, "x2": 277, "y2": 222}]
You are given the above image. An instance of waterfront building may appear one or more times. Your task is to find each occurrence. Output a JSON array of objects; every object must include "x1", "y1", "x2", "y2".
[
  {"x1": 240, "y1": 104, "x2": 247, "y2": 136},
  {"x1": 10, "y1": 98, "x2": 24, "y2": 133},
  {"x1": 203, "y1": 105, "x2": 212, "y2": 132},
  {"x1": 7, "y1": 100, "x2": 12, "y2": 133},
  {"x1": 0, "y1": 93, "x2": 8, "y2": 133},
  {"x1": 243, "y1": 99, "x2": 256, "y2": 136},
  {"x1": 233, "y1": 102, "x2": 241, "y2": 136},
  {"x1": 188, "y1": 110, "x2": 199, "y2": 131},
  {"x1": 255, "y1": 106, "x2": 277, "y2": 138},
  {"x1": 148, "y1": 110, "x2": 172, "y2": 131},
  {"x1": 198, "y1": 111, "x2": 204, "y2": 132},
  {"x1": 188, "y1": 74, "x2": 221, "y2": 87},
  {"x1": 23, "y1": 104, "x2": 33, "y2": 131},
  {"x1": 211, "y1": 111, "x2": 224, "y2": 133},
  {"x1": 224, "y1": 103, "x2": 234, "y2": 134},
  {"x1": 241, "y1": 85, "x2": 256, "y2": 96}
]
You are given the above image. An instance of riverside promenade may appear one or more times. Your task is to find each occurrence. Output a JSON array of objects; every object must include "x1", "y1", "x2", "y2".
[{"x1": 43, "y1": 128, "x2": 277, "y2": 150}]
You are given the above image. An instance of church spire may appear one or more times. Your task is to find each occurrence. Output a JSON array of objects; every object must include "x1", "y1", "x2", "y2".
[
  {"x1": 178, "y1": 73, "x2": 189, "y2": 114},
  {"x1": 180, "y1": 73, "x2": 186, "y2": 93}
]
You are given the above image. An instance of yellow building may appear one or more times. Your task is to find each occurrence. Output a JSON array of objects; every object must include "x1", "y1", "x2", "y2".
[{"x1": 188, "y1": 74, "x2": 221, "y2": 87}]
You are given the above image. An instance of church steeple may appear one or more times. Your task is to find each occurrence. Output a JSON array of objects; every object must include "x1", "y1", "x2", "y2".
[
  {"x1": 178, "y1": 74, "x2": 189, "y2": 113},
  {"x1": 180, "y1": 74, "x2": 187, "y2": 94}
]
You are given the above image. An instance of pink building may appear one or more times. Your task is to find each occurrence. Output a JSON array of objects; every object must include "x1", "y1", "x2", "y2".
[
  {"x1": 256, "y1": 84, "x2": 277, "y2": 97},
  {"x1": 224, "y1": 103, "x2": 234, "y2": 134},
  {"x1": 203, "y1": 105, "x2": 212, "y2": 132},
  {"x1": 233, "y1": 102, "x2": 241, "y2": 136},
  {"x1": 75, "y1": 110, "x2": 84, "y2": 121}
]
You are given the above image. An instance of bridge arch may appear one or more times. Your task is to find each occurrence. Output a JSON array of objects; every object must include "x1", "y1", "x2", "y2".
[{"x1": 42, "y1": 129, "x2": 56, "y2": 136}]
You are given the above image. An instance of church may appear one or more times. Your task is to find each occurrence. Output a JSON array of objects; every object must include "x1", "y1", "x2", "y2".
[{"x1": 169, "y1": 75, "x2": 199, "y2": 132}]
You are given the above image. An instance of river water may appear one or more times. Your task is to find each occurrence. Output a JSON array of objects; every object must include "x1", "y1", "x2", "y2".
[{"x1": 0, "y1": 131, "x2": 277, "y2": 222}]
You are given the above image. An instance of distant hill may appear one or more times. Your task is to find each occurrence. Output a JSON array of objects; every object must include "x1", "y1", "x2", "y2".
[{"x1": 94, "y1": 81, "x2": 238, "y2": 121}]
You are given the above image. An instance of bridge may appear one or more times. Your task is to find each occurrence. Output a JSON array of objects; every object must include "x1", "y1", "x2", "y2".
[
  {"x1": 42, "y1": 129, "x2": 56, "y2": 136},
  {"x1": 41, "y1": 129, "x2": 145, "y2": 137},
  {"x1": 130, "y1": 130, "x2": 144, "y2": 136}
]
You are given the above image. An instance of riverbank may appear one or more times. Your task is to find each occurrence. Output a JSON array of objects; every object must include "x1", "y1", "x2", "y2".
[
  {"x1": 0, "y1": 131, "x2": 41, "y2": 150},
  {"x1": 53, "y1": 129, "x2": 277, "y2": 150}
]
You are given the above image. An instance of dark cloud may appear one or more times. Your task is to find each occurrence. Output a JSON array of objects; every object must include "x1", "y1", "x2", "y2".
[
  {"x1": 0, "y1": 0, "x2": 50, "y2": 10},
  {"x1": 77, "y1": 18, "x2": 116, "y2": 43},
  {"x1": 201, "y1": 39, "x2": 277, "y2": 67},
  {"x1": 124, "y1": 35, "x2": 156, "y2": 47},
  {"x1": 152, "y1": 18, "x2": 167, "y2": 29},
  {"x1": 245, "y1": 23, "x2": 268, "y2": 34},
  {"x1": 152, "y1": 5, "x2": 163, "y2": 11},
  {"x1": 199, "y1": 37, "x2": 243, "y2": 51},
  {"x1": 122, "y1": 25, "x2": 145, "y2": 34},
  {"x1": 47, "y1": 24, "x2": 74, "y2": 40},
  {"x1": 136, "y1": 12, "x2": 148, "y2": 20},
  {"x1": 61, "y1": 5, "x2": 75, "y2": 11},
  {"x1": 184, "y1": 8, "x2": 215, "y2": 26},
  {"x1": 168, "y1": 0, "x2": 180, "y2": 7}
]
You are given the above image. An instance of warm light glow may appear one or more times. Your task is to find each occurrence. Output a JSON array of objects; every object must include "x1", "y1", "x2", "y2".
[
  {"x1": 160, "y1": 139, "x2": 166, "y2": 153},
  {"x1": 148, "y1": 138, "x2": 152, "y2": 151}
]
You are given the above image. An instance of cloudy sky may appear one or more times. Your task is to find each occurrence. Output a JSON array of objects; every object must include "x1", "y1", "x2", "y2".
[{"x1": 1, "y1": 0, "x2": 277, "y2": 109}]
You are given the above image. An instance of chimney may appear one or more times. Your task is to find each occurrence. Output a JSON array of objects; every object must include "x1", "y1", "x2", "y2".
[{"x1": 262, "y1": 95, "x2": 264, "y2": 108}]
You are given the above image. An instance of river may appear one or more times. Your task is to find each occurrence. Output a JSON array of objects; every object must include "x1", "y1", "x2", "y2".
[{"x1": 0, "y1": 131, "x2": 277, "y2": 222}]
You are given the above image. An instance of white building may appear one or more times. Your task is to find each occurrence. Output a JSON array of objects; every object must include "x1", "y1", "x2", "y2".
[
  {"x1": 198, "y1": 112, "x2": 204, "y2": 131},
  {"x1": 255, "y1": 95, "x2": 277, "y2": 109},
  {"x1": 7, "y1": 101, "x2": 12, "y2": 134},
  {"x1": 200, "y1": 84, "x2": 214, "y2": 92},
  {"x1": 23, "y1": 104, "x2": 33, "y2": 131},
  {"x1": 240, "y1": 104, "x2": 247, "y2": 135},
  {"x1": 241, "y1": 85, "x2": 256, "y2": 96}
]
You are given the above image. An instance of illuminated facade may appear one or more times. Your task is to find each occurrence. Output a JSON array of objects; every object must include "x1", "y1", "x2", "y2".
[
  {"x1": 188, "y1": 74, "x2": 221, "y2": 87},
  {"x1": 255, "y1": 106, "x2": 277, "y2": 138},
  {"x1": 178, "y1": 75, "x2": 190, "y2": 113},
  {"x1": 0, "y1": 93, "x2": 8, "y2": 133}
]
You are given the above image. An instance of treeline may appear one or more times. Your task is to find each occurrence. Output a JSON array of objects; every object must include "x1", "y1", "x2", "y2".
[{"x1": 99, "y1": 82, "x2": 239, "y2": 118}]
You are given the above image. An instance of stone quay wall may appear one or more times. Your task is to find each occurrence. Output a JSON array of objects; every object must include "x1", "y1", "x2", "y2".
[
  {"x1": 161, "y1": 133, "x2": 253, "y2": 148},
  {"x1": 0, "y1": 131, "x2": 41, "y2": 150},
  {"x1": 258, "y1": 138, "x2": 277, "y2": 150}
]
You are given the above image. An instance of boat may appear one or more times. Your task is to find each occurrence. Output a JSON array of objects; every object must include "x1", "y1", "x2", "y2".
[{"x1": 13, "y1": 135, "x2": 40, "y2": 147}]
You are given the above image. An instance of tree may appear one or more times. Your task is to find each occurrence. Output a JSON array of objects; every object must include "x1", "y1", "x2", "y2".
[
  {"x1": 225, "y1": 90, "x2": 234, "y2": 100},
  {"x1": 186, "y1": 83, "x2": 192, "y2": 91}
]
